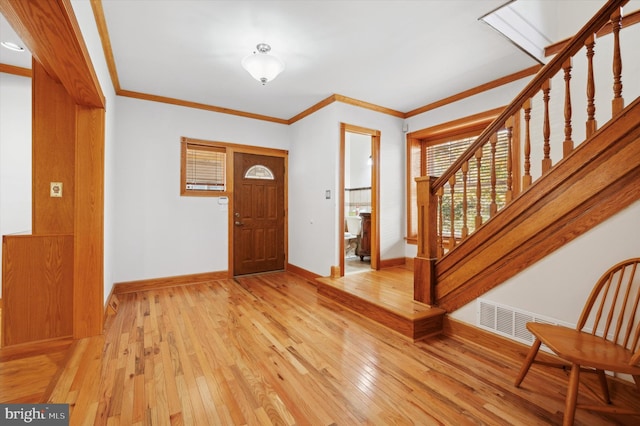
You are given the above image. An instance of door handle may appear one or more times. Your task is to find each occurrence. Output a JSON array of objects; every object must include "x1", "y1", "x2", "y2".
[{"x1": 235, "y1": 221, "x2": 243, "y2": 226}]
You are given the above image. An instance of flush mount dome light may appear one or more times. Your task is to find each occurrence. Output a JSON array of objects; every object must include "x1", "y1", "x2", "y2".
[
  {"x1": 241, "y1": 43, "x2": 285, "y2": 85},
  {"x1": 1, "y1": 41, "x2": 25, "y2": 52}
]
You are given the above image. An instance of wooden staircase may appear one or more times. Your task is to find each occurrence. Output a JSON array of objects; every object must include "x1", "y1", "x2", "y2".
[
  {"x1": 320, "y1": 0, "x2": 639, "y2": 338},
  {"x1": 414, "y1": 0, "x2": 639, "y2": 312}
]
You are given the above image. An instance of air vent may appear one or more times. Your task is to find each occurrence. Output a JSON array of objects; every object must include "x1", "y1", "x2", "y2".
[{"x1": 477, "y1": 299, "x2": 572, "y2": 352}]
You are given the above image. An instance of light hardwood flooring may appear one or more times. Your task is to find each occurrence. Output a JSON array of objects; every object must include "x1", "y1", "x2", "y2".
[{"x1": 2, "y1": 271, "x2": 640, "y2": 425}]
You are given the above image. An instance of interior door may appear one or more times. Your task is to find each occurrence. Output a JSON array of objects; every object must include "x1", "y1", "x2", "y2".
[{"x1": 233, "y1": 152, "x2": 285, "y2": 275}]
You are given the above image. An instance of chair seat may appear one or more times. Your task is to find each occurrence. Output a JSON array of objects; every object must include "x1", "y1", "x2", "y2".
[{"x1": 528, "y1": 323, "x2": 640, "y2": 375}]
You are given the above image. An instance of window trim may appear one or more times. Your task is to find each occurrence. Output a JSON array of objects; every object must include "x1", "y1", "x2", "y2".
[
  {"x1": 405, "y1": 107, "x2": 515, "y2": 244},
  {"x1": 181, "y1": 139, "x2": 228, "y2": 196}
]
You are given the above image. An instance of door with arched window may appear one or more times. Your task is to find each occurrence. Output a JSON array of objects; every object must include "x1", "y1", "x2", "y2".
[{"x1": 233, "y1": 152, "x2": 285, "y2": 275}]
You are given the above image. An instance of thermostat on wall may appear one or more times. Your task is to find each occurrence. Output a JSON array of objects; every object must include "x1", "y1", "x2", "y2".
[{"x1": 218, "y1": 196, "x2": 229, "y2": 205}]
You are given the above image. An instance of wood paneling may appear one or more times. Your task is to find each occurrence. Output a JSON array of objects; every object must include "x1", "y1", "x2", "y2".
[
  {"x1": 32, "y1": 60, "x2": 76, "y2": 235},
  {"x1": 73, "y1": 106, "x2": 105, "y2": 338},
  {"x1": 434, "y1": 97, "x2": 640, "y2": 312},
  {"x1": 2, "y1": 235, "x2": 74, "y2": 347}
]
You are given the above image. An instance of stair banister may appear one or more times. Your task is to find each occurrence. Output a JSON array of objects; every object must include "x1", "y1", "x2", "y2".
[
  {"x1": 415, "y1": 0, "x2": 629, "y2": 305},
  {"x1": 432, "y1": 0, "x2": 627, "y2": 191}
]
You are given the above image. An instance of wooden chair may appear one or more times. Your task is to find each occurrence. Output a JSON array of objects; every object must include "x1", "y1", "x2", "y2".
[{"x1": 514, "y1": 258, "x2": 640, "y2": 425}]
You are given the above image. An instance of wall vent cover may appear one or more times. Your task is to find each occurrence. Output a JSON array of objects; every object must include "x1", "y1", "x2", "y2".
[{"x1": 477, "y1": 298, "x2": 572, "y2": 352}]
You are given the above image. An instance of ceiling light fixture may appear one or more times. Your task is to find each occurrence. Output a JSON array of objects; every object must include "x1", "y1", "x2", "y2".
[
  {"x1": 241, "y1": 43, "x2": 284, "y2": 85},
  {"x1": 1, "y1": 41, "x2": 25, "y2": 52}
]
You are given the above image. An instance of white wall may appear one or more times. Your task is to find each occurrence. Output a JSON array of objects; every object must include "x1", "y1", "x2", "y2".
[
  {"x1": 288, "y1": 102, "x2": 405, "y2": 276},
  {"x1": 346, "y1": 132, "x2": 371, "y2": 189},
  {"x1": 112, "y1": 97, "x2": 289, "y2": 283},
  {"x1": 0, "y1": 72, "x2": 32, "y2": 297},
  {"x1": 452, "y1": 199, "x2": 640, "y2": 327}
]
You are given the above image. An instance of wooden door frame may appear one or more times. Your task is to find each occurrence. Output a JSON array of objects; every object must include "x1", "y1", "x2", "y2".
[
  {"x1": 339, "y1": 123, "x2": 380, "y2": 276},
  {"x1": 226, "y1": 145, "x2": 288, "y2": 277}
]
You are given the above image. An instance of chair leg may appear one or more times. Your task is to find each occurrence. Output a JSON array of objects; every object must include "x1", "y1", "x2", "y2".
[
  {"x1": 563, "y1": 363, "x2": 581, "y2": 426},
  {"x1": 515, "y1": 339, "x2": 541, "y2": 387},
  {"x1": 596, "y1": 369, "x2": 611, "y2": 404}
]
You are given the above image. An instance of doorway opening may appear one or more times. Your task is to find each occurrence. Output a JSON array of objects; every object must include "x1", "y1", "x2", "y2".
[{"x1": 339, "y1": 123, "x2": 380, "y2": 277}]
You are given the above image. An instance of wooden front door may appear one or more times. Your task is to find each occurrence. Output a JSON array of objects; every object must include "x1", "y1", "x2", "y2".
[{"x1": 233, "y1": 153, "x2": 285, "y2": 275}]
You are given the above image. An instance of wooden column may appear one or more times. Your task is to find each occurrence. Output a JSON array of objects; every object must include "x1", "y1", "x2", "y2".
[
  {"x1": 1, "y1": 0, "x2": 106, "y2": 344},
  {"x1": 74, "y1": 106, "x2": 105, "y2": 338},
  {"x1": 414, "y1": 176, "x2": 437, "y2": 305}
]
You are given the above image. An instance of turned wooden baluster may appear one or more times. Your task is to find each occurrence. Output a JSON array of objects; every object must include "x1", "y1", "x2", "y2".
[
  {"x1": 461, "y1": 161, "x2": 469, "y2": 239},
  {"x1": 586, "y1": 34, "x2": 597, "y2": 138},
  {"x1": 522, "y1": 100, "x2": 532, "y2": 189},
  {"x1": 611, "y1": 7, "x2": 624, "y2": 115},
  {"x1": 541, "y1": 80, "x2": 552, "y2": 174},
  {"x1": 437, "y1": 186, "x2": 444, "y2": 258},
  {"x1": 563, "y1": 58, "x2": 574, "y2": 157},
  {"x1": 449, "y1": 175, "x2": 457, "y2": 248},
  {"x1": 475, "y1": 147, "x2": 483, "y2": 229},
  {"x1": 490, "y1": 133, "x2": 498, "y2": 216},
  {"x1": 505, "y1": 117, "x2": 514, "y2": 203}
]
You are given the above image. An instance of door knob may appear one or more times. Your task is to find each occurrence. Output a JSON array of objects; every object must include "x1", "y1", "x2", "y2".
[{"x1": 235, "y1": 221, "x2": 243, "y2": 226}]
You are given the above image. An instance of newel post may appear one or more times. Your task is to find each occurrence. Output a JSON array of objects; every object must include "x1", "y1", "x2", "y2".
[{"x1": 414, "y1": 176, "x2": 438, "y2": 305}]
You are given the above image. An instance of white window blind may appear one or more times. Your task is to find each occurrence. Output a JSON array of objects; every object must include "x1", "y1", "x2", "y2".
[{"x1": 185, "y1": 143, "x2": 226, "y2": 191}]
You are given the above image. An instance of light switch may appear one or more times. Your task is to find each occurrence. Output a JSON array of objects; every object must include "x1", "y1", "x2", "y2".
[{"x1": 50, "y1": 182, "x2": 63, "y2": 197}]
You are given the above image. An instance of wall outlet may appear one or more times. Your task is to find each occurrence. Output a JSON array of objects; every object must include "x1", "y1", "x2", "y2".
[{"x1": 50, "y1": 182, "x2": 63, "y2": 197}]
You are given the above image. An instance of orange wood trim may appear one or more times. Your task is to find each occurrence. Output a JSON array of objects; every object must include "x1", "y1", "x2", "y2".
[
  {"x1": 405, "y1": 66, "x2": 541, "y2": 118},
  {"x1": 339, "y1": 124, "x2": 346, "y2": 277},
  {"x1": 0, "y1": 336, "x2": 74, "y2": 362},
  {"x1": 545, "y1": 8, "x2": 640, "y2": 57},
  {"x1": 118, "y1": 89, "x2": 290, "y2": 124},
  {"x1": 288, "y1": 95, "x2": 337, "y2": 124},
  {"x1": 371, "y1": 132, "x2": 381, "y2": 270},
  {"x1": 73, "y1": 106, "x2": 105, "y2": 339},
  {"x1": 407, "y1": 106, "x2": 505, "y2": 141},
  {"x1": 0, "y1": 63, "x2": 32, "y2": 77},
  {"x1": 378, "y1": 257, "x2": 407, "y2": 269},
  {"x1": 334, "y1": 94, "x2": 404, "y2": 118},
  {"x1": 443, "y1": 317, "x2": 560, "y2": 364},
  {"x1": 286, "y1": 263, "x2": 322, "y2": 282},
  {"x1": 113, "y1": 271, "x2": 228, "y2": 294},
  {"x1": 0, "y1": 0, "x2": 104, "y2": 107},
  {"x1": 89, "y1": 0, "x2": 120, "y2": 91},
  {"x1": 341, "y1": 123, "x2": 381, "y2": 273}
]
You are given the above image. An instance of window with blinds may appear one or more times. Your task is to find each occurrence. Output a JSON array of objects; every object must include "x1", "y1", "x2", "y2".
[
  {"x1": 181, "y1": 139, "x2": 226, "y2": 195},
  {"x1": 426, "y1": 130, "x2": 509, "y2": 236}
]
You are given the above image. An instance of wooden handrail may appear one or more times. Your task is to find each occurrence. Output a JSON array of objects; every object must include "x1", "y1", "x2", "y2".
[{"x1": 432, "y1": 0, "x2": 629, "y2": 191}]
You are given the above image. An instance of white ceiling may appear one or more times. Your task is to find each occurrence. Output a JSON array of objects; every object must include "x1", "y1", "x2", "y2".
[{"x1": 0, "y1": 0, "x2": 621, "y2": 120}]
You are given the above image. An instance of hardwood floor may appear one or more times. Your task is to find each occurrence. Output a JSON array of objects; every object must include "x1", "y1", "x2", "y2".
[{"x1": 3, "y1": 271, "x2": 640, "y2": 425}]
